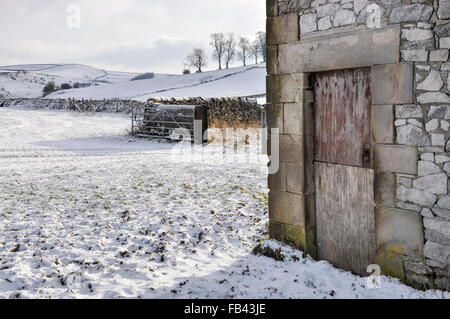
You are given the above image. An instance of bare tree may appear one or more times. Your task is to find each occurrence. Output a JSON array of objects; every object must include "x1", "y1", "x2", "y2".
[
  {"x1": 256, "y1": 31, "x2": 266, "y2": 62},
  {"x1": 224, "y1": 33, "x2": 236, "y2": 69},
  {"x1": 237, "y1": 37, "x2": 251, "y2": 67},
  {"x1": 185, "y1": 48, "x2": 208, "y2": 73},
  {"x1": 210, "y1": 33, "x2": 226, "y2": 70},
  {"x1": 249, "y1": 40, "x2": 261, "y2": 64}
]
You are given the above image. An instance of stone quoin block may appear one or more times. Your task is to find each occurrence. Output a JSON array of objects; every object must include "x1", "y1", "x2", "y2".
[
  {"x1": 277, "y1": 26, "x2": 401, "y2": 74},
  {"x1": 266, "y1": 75, "x2": 278, "y2": 104},
  {"x1": 267, "y1": 13, "x2": 299, "y2": 45},
  {"x1": 283, "y1": 103, "x2": 304, "y2": 136},
  {"x1": 376, "y1": 208, "x2": 425, "y2": 256},
  {"x1": 269, "y1": 190, "x2": 306, "y2": 227},
  {"x1": 267, "y1": 74, "x2": 314, "y2": 103},
  {"x1": 286, "y1": 162, "x2": 305, "y2": 194},
  {"x1": 268, "y1": 161, "x2": 287, "y2": 192},
  {"x1": 291, "y1": 72, "x2": 313, "y2": 89},
  {"x1": 374, "y1": 144, "x2": 418, "y2": 175},
  {"x1": 266, "y1": 45, "x2": 279, "y2": 75},
  {"x1": 371, "y1": 63, "x2": 414, "y2": 105},
  {"x1": 374, "y1": 172, "x2": 396, "y2": 208},
  {"x1": 372, "y1": 105, "x2": 394, "y2": 144},
  {"x1": 279, "y1": 134, "x2": 304, "y2": 162},
  {"x1": 266, "y1": 103, "x2": 284, "y2": 133},
  {"x1": 383, "y1": 68, "x2": 416, "y2": 105}
]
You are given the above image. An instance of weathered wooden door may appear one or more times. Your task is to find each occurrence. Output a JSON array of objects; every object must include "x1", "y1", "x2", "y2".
[{"x1": 314, "y1": 68, "x2": 376, "y2": 276}]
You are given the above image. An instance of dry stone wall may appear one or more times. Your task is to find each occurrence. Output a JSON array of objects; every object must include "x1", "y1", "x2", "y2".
[
  {"x1": 267, "y1": 0, "x2": 449, "y2": 290},
  {"x1": 1, "y1": 97, "x2": 263, "y2": 130},
  {"x1": 148, "y1": 97, "x2": 263, "y2": 128},
  {"x1": 0, "y1": 98, "x2": 147, "y2": 113}
]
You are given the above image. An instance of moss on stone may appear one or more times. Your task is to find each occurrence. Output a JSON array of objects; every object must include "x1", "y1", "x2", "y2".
[
  {"x1": 376, "y1": 247, "x2": 406, "y2": 281},
  {"x1": 285, "y1": 224, "x2": 306, "y2": 251}
]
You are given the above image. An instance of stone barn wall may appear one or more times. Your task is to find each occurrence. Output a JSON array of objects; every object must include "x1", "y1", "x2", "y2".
[{"x1": 267, "y1": 0, "x2": 449, "y2": 290}]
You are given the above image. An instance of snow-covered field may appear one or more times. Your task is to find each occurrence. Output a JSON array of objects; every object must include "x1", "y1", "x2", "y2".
[
  {"x1": 0, "y1": 107, "x2": 447, "y2": 299},
  {"x1": 48, "y1": 64, "x2": 266, "y2": 101},
  {"x1": 0, "y1": 64, "x2": 140, "y2": 98}
]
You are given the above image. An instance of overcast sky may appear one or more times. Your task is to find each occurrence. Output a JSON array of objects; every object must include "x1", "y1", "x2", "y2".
[{"x1": 0, "y1": 0, "x2": 266, "y2": 74}]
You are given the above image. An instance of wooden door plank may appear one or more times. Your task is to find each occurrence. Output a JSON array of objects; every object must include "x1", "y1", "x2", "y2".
[
  {"x1": 314, "y1": 68, "x2": 373, "y2": 168},
  {"x1": 347, "y1": 166, "x2": 358, "y2": 274},
  {"x1": 315, "y1": 162, "x2": 375, "y2": 275},
  {"x1": 314, "y1": 67, "x2": 375, "y2": 276},
  {"x1": 342, "y1": 164, "x2": 351, "y2": 271}
]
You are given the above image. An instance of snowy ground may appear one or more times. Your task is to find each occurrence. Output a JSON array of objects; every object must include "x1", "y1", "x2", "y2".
[{"x1": 0, "y1": 107, "x2": 448, "y2": 299}]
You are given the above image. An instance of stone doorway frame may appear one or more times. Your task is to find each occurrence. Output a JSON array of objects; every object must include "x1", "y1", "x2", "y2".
[{"x1": 267, "y1": 24, "x2": 425, "y2": 279}]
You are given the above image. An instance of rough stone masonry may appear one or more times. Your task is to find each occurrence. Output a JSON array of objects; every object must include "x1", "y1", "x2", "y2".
[{"x1": 267, "y1": 0, "x2": 450, "y2": 290}]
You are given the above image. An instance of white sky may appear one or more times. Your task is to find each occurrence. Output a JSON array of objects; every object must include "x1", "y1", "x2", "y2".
[{"x1": 0, "y1": 0, "x2": 266, "y2": 74}]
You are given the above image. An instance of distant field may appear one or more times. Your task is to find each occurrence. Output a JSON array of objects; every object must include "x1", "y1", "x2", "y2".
[
  {"x1": 0, "y1": 64, "x2": 140, "y2": 99},
  {"x1": 0, "y1": 63, "x2": 266, "y2": 101}
]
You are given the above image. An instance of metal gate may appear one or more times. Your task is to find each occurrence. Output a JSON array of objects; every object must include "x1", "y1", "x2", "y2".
[
  {"x1": 314, "y1": 68, "x2": 376, "y2": 275},
  {"x1": 132, "y1": 104, "x2": 207, "y2": 144}
]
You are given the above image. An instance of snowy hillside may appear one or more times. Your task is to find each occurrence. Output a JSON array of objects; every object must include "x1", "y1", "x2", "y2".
[
  {"x1": 0, "y1": 64, "x2": 141, "y2": 98},
  {"x1": 48, "y1": 64, "x2": 266, "y2": 101},
  {"x1": 0, "y1": 63, "x2": 266, "y2": 101}
]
